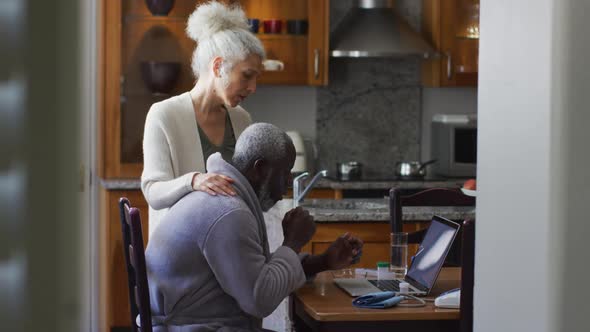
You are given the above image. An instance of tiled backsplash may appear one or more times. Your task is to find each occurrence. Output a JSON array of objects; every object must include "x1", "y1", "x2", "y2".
[
  {"x1": 317, "y1": 0, "x2": 424, "y2": 179},
  {"x1": 316, "y1": 57, "x2": 422, "y2": 179}
]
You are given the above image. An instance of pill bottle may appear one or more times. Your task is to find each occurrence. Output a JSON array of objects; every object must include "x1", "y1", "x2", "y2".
[
  {"x1": 399, "y1": 282, "x2": 410, "y2": 294},
  {"x1": 377, "y1": 261, "x2": 389, "y2": 280}
]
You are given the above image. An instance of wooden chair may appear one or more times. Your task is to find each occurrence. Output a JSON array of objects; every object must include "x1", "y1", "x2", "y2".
[
  {"x1": 119, "y1": 197, "x2": 152, "y2": 332},
  {"x1": 388, "y1": 188, "x2": 476, "y2": 332},
  {"x1": 118, "y1": 198, "x2": 138, "y2": 331}
]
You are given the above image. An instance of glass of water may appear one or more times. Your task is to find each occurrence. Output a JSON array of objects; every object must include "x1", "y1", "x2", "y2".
[{"x1": 390, "y1": 232, "x2": 408, "y2": 278}]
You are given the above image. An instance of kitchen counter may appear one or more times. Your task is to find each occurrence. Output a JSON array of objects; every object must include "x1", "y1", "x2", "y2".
[
  {"x1": 264, "y1": 199, "x2": 475, "y2": 225},
  {"x1": 313, "y1": 177, "x2": 467, "y2": 190},
  {"x1": 299, "y1": 198, "x2": 475, "y2": 222},
  {"x1": 308, "y1": 205, "x2": 475, "y2": 222},
  {"x1": 100, "y1": 177, "x2": 468, "y2": 191},
  {"x1": 101, "y1": 178, "x2": 474, "y2": 223},
  {"x1": 100, "y1": 178, "x2": 141, "y2": 190}
]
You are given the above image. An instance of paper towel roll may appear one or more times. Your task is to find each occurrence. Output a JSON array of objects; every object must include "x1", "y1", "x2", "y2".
[{"x1": 286, "y1": 131, "x2": 307, "y2": 173}]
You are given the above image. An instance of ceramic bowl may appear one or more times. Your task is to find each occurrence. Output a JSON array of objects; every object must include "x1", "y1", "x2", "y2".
[
  {"x1": 140, "y1": 61, "x2": 181, "y2": 94},
  {"x1": 145, "y1": 0, "x2": 175, "y2": 16}
]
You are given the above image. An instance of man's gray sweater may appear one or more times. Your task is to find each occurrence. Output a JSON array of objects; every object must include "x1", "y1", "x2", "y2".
[{"x1": 145, "y1": 153, "x2": 307, "y2": 331}]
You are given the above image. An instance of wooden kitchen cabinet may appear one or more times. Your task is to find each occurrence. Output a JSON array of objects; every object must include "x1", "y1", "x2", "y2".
[
  {"x1": 240, "y1": 0, "x2": 329, "y2": 85},
  {"x1": 100, "y1": 0, "x2": 329, "y2": 178},
  {"x1": 421, "y1": 0, "x2": 479, "y2": 87},
  {"x1": 101, "y1": 0, "x2": 196, "y2": 178},
  {"x1": 301, "y1": 222, "x2": 430, "y2": 269}
]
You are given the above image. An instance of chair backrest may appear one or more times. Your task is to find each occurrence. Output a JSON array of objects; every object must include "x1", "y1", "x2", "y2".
[
  {"x1": 389, "y1": 187, "x2": 476, "y2": 237},
  {"x1": 118, "y1": 197, "x2": 138, "y2": 331},
  {"x1": 119, "y1": 198, "x2": 152, "y2": 332},
  {"x1": 460, "y1": 219, "x2": 475, "y2": 332}
]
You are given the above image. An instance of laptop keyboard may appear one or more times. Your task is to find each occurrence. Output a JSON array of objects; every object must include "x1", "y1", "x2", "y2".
[{"x1": 368, "y1": 279, "x2": 401, "y2": 292}]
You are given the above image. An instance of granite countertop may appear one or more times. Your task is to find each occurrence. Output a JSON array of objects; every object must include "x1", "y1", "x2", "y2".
[
  {"x1": 299, "y1": 198, "x2": 475, "y2": 223},
  {"x1": 311, "y1": 177, "x2": 467, "y2": 190},
  {"x1": 100, "y1": 176, "x2": 468, "y2": 191},
  {"x1": 100, "y1": 179, "x2": 141, "y2": 190},
  {"x1": 101, "y1": 178, "x2": 475, "y2": 223}
]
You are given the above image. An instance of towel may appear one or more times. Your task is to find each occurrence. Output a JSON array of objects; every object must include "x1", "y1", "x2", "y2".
[{"x1": 352, "y1": 291, "x2": 406, "y2": 309}]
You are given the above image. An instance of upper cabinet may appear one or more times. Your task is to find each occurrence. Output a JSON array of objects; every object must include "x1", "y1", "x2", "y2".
[
  {"x1": 421, "y1": 0, "x2": 479, "y2": 87},
  {"x1": 240, "y1": 0, "x2": 329, "y2": 85},
  {"x1": 100, "y1": 0, "x2": 329, "y2": 179}
]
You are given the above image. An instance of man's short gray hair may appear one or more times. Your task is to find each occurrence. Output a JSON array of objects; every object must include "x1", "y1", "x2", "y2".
[
  {"x1": 232, "y1": 123, "x2": 293, "y2": 172},
  {"x1": 186, "y1": 1, "x2": 265, "y2": 79}
]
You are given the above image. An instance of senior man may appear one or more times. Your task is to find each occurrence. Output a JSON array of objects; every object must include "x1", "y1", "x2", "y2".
[{"x1": 145, "y1": 123, "x2": 363, "y2": 331}]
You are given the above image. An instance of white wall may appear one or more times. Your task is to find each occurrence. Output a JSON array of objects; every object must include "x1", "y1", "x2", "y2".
[
  {"x1": 241, "y1": 85, "x2": 317, "y2": 139},
  {"x1": 476, "y1": 0, "x2": 590, "y2": 331},
  {"x1": 477, "y1": 0, "x2": 553, "y2": 330}
]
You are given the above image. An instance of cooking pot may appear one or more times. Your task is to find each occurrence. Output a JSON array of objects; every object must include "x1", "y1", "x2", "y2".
[
  {"x1": 394, "y1": 159, "x2": 437, "y2": 180},
  {"x1": 337, "y1": 161, "x2": 362, "y2": 181}
]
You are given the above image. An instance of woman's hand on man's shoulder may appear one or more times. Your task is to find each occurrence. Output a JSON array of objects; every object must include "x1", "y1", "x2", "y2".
[{"x1": 192, "y1": 172, "x2": 236, "y2": 196}]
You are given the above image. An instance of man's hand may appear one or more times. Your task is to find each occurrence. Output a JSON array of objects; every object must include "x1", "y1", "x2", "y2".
[
  {"x1": 323, "y1": 233, "x2": 364, "y2": 270},
  {"x1": 281, "y1": 207, "x2": 316, "y2": 253},
  {"x1": 300, "y1": 233, "x2": 364, "y2": 278}
]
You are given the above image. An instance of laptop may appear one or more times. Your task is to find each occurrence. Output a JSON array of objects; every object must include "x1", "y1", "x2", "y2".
[{"x1": 334, "y1": 215, "x2": 461, "y2": 297}]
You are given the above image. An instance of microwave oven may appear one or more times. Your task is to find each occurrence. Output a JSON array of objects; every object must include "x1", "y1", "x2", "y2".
[{"x1": 431, "y1": 114, "x2": 477, "y2": 177}]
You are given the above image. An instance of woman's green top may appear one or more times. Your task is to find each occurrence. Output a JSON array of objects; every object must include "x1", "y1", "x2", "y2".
[{"x1": 197, "y1": 110, "x2": 237, "y2": 171}]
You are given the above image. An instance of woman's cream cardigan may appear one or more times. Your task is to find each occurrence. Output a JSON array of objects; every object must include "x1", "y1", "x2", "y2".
[{"x1": 141, "y1": 92, "x2": 252, "y2": 237}]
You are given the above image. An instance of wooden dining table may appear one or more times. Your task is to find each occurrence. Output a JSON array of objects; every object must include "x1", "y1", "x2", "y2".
[{"x1": 290, "y1": 268, "x2": 462, "y2": 332}]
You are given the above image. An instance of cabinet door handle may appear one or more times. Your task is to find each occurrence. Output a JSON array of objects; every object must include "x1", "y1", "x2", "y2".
[
  {"x1": 314, "y1": 49, "x2": 320, "y2": 80},
  {"x1": 446, "y1": 52, "x2": 452, "y2": 80}
]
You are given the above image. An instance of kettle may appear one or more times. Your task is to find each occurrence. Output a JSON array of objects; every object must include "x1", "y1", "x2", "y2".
[{"x1": 286, "y1": 131, "x2": 307, "y2": 173}]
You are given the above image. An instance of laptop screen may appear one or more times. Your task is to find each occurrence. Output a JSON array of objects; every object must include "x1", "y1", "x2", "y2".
[{"x1": 405, "y1": 216, "x2": 460, "y2": 291}]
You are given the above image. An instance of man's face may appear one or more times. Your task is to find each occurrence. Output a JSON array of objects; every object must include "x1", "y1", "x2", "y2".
[{"x1": 257, "y1": 152, "x2": 295, "y2": 212}]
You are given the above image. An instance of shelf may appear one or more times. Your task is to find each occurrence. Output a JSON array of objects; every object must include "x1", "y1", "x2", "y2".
[
  {"x1": 256, "y1": 34, "x2": 308, "y2": 40},
  {"x1": 123, "y1": 15, "x2": 187, "y2": 24}
]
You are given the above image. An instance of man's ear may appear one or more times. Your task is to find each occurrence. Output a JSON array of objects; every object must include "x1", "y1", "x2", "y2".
[
  {"x1": 252, "y1": 159, "x2": 269, "y2": 183},
  {"x1": 212, "y1": 56, "x2": 224, "y2": 78}
]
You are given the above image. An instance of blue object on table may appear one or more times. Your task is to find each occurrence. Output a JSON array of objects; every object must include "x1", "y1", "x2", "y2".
[{"x1": 352, "y1": 291, "x2": 405, "y2": 309}]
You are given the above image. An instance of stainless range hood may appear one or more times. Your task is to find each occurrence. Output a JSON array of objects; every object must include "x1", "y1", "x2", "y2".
[{"x1": 330, "y1": 0, "x2": 435, "y2": 58}]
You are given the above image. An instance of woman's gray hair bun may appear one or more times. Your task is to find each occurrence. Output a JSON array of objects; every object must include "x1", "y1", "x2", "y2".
[
  {"x1": 186, "y1": 1, "x2": 249, "y2": 43},
  {"x1": 186, "y1": 1, "x2": 265, "y2": 79}
]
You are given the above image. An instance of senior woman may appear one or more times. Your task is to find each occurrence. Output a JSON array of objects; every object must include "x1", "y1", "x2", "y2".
[{"x1": 141, "y1": 1, "x2": 265, "y2": 235}]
